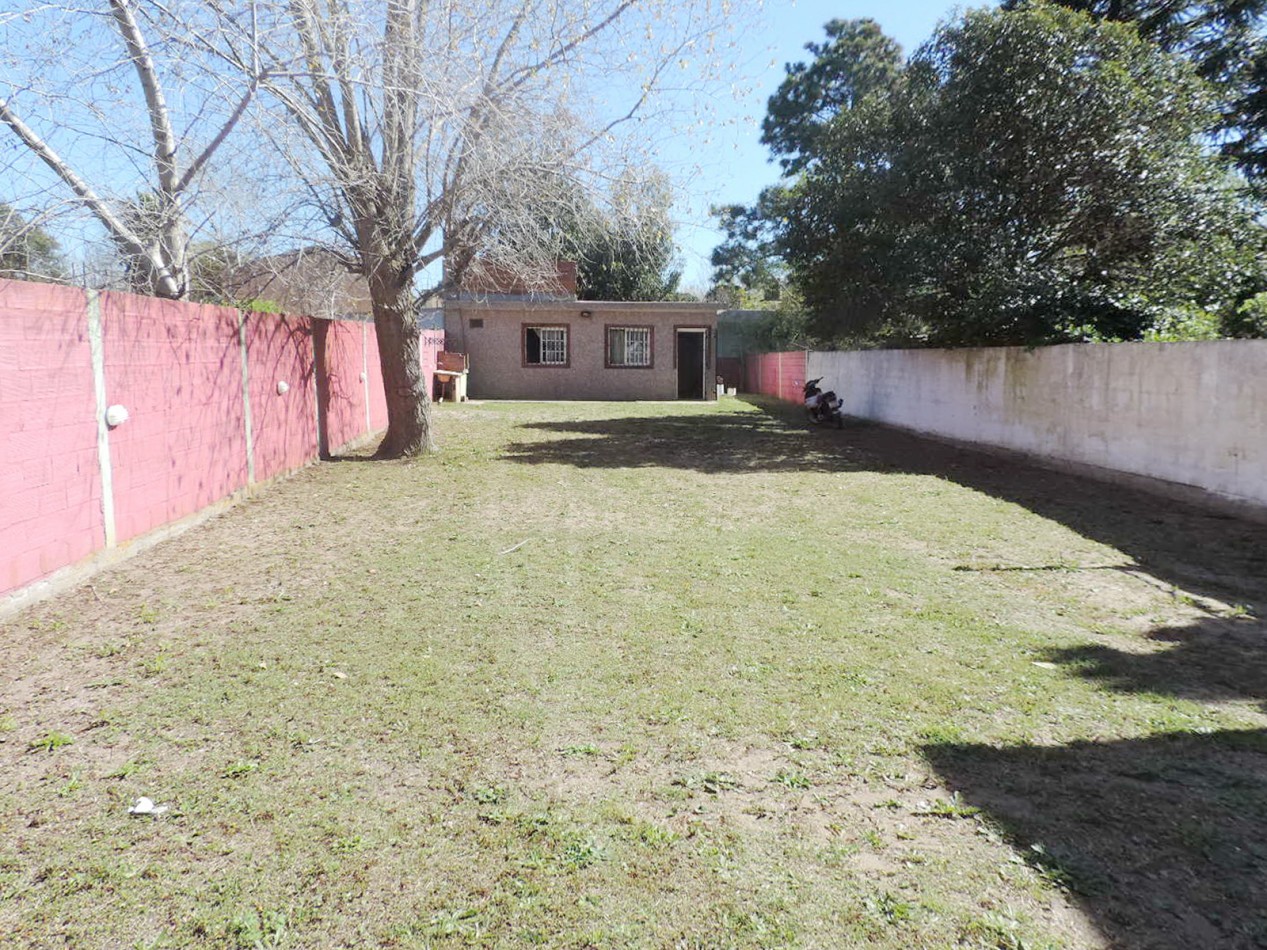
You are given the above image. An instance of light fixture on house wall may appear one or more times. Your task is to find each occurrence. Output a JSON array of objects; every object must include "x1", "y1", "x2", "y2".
[{"x1": 580, "y1": 310, "x2": 592, "y2": 319}]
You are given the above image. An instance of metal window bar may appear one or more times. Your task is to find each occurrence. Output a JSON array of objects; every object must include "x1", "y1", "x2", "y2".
[
  {"x1": 539, "y1": 327, "x2": 566, "y2": 364},
  {"x1": 609, "y1": 327, "x2": 650, "y2": 366}
]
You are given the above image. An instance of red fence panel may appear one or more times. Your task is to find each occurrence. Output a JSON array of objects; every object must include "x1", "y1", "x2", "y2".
[
  {"x1": 2, "y1": 278, "x2": 451, "y2": 600},
  {"x1": 741, "y1": 351, "x2": 806, "y2": 404},
  {"x1": 365, "y1": 327, "x2": 389, "y2": 432},
  {"x1": 420, "y1": 329, "x2": 444, "y2": 398},
  {"x1": 320, "y1": 320, "x2": 368, "y2": 453}
]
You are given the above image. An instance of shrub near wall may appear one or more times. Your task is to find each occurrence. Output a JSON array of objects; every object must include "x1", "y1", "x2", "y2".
[{"x1": 0, "y1": 278, "x2": 443, "y2": 601}]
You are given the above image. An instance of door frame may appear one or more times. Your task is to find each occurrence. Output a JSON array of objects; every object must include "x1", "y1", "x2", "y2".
[{"x1": 674, "y1": 327, "x2": 709, "y2": 400}]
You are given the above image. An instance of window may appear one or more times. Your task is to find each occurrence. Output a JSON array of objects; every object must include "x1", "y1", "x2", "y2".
[
  {"x1": 524, "y1": 325, "x2": 568, "y2": 366},
  {"x1": 606, "y1": 326, "x2": 653, "y2": 368}
]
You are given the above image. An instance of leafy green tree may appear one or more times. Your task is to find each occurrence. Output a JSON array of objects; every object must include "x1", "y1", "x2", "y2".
[
  {"x1": 0, "y1": 204, "x2": 67, "y2": 282},
  {"x1": 708, "y1": 198, "x2": 787, "y2": 304},
  {"x1": 1004, "y1": 0, "x2": 1267, "y2": 176},
  {"x1": 568, "y1": 173, "x2": 683, "y2": 302},
  {"x1": 777, "y1": 4, "x2": 1263, "y2": 346},
  {"x1": 761, "y1": 18, "x2": 903, "y2": 174}
]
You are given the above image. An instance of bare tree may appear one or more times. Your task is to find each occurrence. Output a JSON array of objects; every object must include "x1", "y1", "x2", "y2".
[
  {"x1": 0, "y1": 1, "x2": 263, "y2": 298},
  {"x1": 195, "y1": 0, "x2": 735, "y2": 456}
]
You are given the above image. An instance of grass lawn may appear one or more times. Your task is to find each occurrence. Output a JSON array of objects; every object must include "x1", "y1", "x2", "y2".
[{"x1": 2, "y1": 397, "x2": 1264, "y2": 949}]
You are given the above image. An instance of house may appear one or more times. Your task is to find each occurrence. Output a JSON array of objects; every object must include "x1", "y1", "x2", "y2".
[{"x1": 443, "y1": 262, "x2": 720, "y2": 400}]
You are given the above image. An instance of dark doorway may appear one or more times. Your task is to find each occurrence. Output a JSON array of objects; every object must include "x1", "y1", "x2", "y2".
[{"x1": 676, "y1": 330, "x2": 705, "y2": 399}]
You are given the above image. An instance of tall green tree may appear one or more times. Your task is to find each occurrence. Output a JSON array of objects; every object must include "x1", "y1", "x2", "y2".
[
  {"x1": 1004, "y1": 0, "x2": 1267, "y2": 175},
  {"x1": 568, "y1": 173, "x2": 683, "y2": 302},
  {"x1": 708, "y1": 197, "x2": 786, "y2": 303},
  {"x1": 761, "y1": 18, "x2": 903, "y2": 174},
  {"x1": 777, "y1": 5, "x2": 1263, "y2": 345}
]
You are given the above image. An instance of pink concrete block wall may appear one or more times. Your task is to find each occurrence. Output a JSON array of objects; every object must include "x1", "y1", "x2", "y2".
[
  {"x1": 0, "y1": 280, "x2": 103, "y2": 592},
  {"x1": 365, "y1": 327, "x2": 389, "y2": 432},
  {"x1": 100, "y1": 291, "x2": 249, "y2": 544},
  {"x1": 247, "y1": 313, "x2": 318, "y2": 482},
  {"x1": 419, "y1": 330, "x2": 443, "y2": 398},
  {"x1": 2, "y1": 279, "x2": 442, "y2": 598},
  {"x1": 321, "y1": 320, "x2": 368, "y2": 452}
]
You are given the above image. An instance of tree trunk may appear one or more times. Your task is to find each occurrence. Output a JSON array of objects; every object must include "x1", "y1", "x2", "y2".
[{"x1": 369, "y1": 276, "x2": 434, "y2": 458}]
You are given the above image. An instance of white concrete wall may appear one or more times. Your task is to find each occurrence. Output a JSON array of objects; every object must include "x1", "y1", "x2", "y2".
[{"x1": 809, "y1": 341, "x2": 1267, "y2": 509}]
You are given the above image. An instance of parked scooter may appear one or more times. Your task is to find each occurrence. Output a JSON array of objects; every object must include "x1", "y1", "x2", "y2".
[{"x1": 803, "y1": 378, "x2": 844, "y2": 428}]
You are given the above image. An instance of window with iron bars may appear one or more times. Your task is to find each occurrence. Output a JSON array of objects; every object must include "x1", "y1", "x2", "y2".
[
  {"x1": 606, "y1": 326, "x2": 652, "y2": 367},
  {"x1": 524, "y1": 326, "x2": 568, "y2": 365}
]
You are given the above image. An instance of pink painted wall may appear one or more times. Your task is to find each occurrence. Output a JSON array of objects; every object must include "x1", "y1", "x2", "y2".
[
  {"x1": 743, "y1": 351, "x2": 807, "y2": 404},
  {"x1": 247, "y1": 313, "x2": 317, "y2": 483},
  {"x1": 101, "y1": 291, "x2": 249, "y2": 544},
  {"x1": 420, "y1": 330, "x2": 443, "y2": 394},
  {"x1": 0, "y1": 281, "x2": 103, "y2": 592},
  {"x1": 320, "y1": 320, "x2": 368, "y2": 452},
  {"x1": 2, "y1": 278, "x2": 446, "y2": 599},
  {"x1": 365, "y1": 326, "x2": 388, "y2": 432}
]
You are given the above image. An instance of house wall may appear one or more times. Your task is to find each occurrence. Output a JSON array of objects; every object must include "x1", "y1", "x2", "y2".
[
  {"x1": 1, "y1": 278, "x2": 444, "y2": 605},
  {"x1": 445, "y1": 301, "x2": 719, "y2": 400},
  {"x1": 807, "y1": 342, "x2": 1267, "y2": 511}
]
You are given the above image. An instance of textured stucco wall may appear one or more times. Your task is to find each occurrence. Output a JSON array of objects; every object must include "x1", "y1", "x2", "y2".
[
  {"x1": 246, "y1": 313, "x2": 318, "y2": 483},
  {"x1": 809, "y1": 342, "x2": 1267, "y2": 509},
  {"x1": 445, "y1": 300, "x2": 718, "y2": 400},
  {"x1": 1, "y1": 280, "x2": 443, "y2": 600}
]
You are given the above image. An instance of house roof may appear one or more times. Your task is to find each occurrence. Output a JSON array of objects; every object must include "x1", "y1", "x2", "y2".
[{"x1": 447, "y1": 297, "x2": 719, "y2": 316}]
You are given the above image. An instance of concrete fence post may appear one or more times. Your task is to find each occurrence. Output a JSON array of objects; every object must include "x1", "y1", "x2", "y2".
[
  {"x1": 85, "y1": 290, "x2": 117, "y2": 549},
  {"x1": 237, "y1": 310, "x2": 256, "y2": 486}
]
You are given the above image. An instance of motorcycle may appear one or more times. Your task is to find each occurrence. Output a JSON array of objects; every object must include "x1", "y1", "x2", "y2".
[{"x1": 803, "y1": 378, "x2": 844, "y2": 428}]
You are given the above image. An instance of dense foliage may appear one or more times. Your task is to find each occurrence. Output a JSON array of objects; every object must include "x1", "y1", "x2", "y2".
[
  {"x1": 722, "y1": 4, "x2": 1266, "y2": 347},
  {"x1": 565, "y1": 174, "x2": 683, "y2": 302},
  {"x1": 1006, "y1": 0, "x2": 1267, "y2": 177},
  {"x1": 761, "y1": 18, "x2": 904, "y2": 174}
]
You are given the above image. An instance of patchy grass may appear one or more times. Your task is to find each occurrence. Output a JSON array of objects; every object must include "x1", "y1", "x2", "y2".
[{"x1": 2, "y1": 397, "x2": 1264, "y2": 949}]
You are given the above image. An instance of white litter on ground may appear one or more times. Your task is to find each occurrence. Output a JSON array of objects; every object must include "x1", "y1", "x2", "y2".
[{"x1": 127, "y1": 796, "x2": 169, "y2": 816}]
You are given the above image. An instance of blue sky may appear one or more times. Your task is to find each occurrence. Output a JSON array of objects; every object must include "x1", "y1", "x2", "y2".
[
  {"x1": 1, "y1": 0, "x2": 968, "y2": 292},
  {"x1": 671, "y1": 0, "x2": 973, "y2": 290}
]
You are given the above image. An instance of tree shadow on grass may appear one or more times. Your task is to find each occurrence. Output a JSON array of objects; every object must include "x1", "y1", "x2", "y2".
[
  {"x1": 503, "y1": 405, "x2": 864, "y2": 475},
  {"x1": 925, "y1": 722, "x2": 1267, "y2": 949},
  {"x1": 927, "y1": 599, "x2": 1267, "y2": 948},
  {"x1": 502, "y1": 397, "x2": 1267, "y2": 618},
  {"x1": 509, "y1": 399, "x2": 1267, "y2": 946},
  {"x1": 1046, "y1": 619, "x2": 1267, "y2": 715}
]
